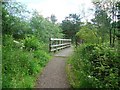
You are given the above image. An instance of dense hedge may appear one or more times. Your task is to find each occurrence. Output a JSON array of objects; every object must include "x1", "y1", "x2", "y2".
[{"x1": 67, "y1": 44, "x2": 119, "y2": 88}]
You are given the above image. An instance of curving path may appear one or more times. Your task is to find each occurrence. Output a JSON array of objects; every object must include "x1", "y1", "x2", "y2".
[{"x1": 35, "y1": 47, "x2": 73, "y2": 88}]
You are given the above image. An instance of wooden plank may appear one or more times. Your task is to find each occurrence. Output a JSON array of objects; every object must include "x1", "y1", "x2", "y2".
[
  {"x1": 49, "y1": 38, "x2": 71, "y2": 52},
  {"x1": 50, "y1": 43, "x2": 71, "y2": 48},
  {"x1": 51, "y1": 48, "x2": 57, "y2": 52},
  {"x1": 50, "y1": 38, "x2": 71, "y2": 41}
]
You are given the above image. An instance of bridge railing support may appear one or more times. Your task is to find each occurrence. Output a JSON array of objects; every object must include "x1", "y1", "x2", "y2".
[{"x1": 49, "y1": 38, "x2": 71, "y2": 52}]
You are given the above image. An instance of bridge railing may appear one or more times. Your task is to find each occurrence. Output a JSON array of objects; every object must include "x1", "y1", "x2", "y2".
[{"x1": 49, "y1": 38, "x2": 71, "y2": 52}]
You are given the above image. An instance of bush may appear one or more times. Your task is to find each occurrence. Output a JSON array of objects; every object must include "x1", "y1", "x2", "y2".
[
  {"x1": 23, "y1": 35, "x2": 40, "y2": 51},
  {"x1": 67, "y1": 44, "x2": 119, "y2": 88},
  {"x1": 2, "y1": 35, "x2": 50, "y2": 88}
]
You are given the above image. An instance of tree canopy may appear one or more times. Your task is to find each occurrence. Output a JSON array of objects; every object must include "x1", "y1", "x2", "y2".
[{"x1": 60, "y1": 13, "x2": 82, "y2": 41}]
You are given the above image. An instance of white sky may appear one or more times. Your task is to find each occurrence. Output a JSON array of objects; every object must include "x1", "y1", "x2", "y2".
[{"x1": 16, "y1": 0, "x2": 95, "y2": 22}]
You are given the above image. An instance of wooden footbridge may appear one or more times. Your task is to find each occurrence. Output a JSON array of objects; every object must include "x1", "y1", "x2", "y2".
[{"x1": 49, "y1": 38, "x2": 72, "y2": 52}]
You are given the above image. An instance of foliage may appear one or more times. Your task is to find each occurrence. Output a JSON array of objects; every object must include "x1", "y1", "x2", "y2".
[
  {"x1": 30, "y1": 10, "x2": 63, "y2": 43},
  {"x1": 2, "y1": 2, "x2": 29, "y2": 19},
  {"x1": 76, "y1": 22, "x2": 99, "y2": 44},
  {"x1": 2, "y1": 35, "x2": 50, "y2": 88},
  {"x1": 116, "y1": 1, "x2": 120, "y2": 56},
  {"x1": 23, "y1": 35, "x2": 40, "y2": 51},
  {"x1": 91, "y1": 9, "x2": 111, "y2": 43},
  {"x1": 2, "y1": 2, "x2": 63, "y2": 88},
  {"x1": 68, "y1": 1, "x2": 120, "y2": 88},
  {"x1": 2, "y1": 1, "x2": 119, "y2": 89},
  {"x1": 2, "y1": 2, "x2": 31, "y2": 39},
  {"x1": 60, "y1": 13, "x2": 82, "y2": 41},
  {"x1": 50, "y1": 14, "x2": 57, "y2": 24},
  {"x1": 91, "y1": 0, "x2": 119, "y2": 46},
  {"x1": 67, "y1": 44, "x2": 119, "y2": 88}
]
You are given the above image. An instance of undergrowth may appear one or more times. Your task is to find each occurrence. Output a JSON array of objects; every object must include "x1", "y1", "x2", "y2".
[
  {"x1": 67, "y1": 43, "x2": 119, "y2": 88},
  {"x1": 2, "y1": 35, "x2": 51, "y2": 88}
]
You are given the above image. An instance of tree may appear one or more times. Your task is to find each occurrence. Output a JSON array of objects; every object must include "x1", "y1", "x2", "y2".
[
  {"x1": 30, "y1": 10, "x2": 63, "y2": 43},
  {"x1": 116, "y1": 1, "x2": 120, "y2": 55},
  {"x1": 92, "y1": 0, "x2": 119, "y2": 46},
  {"x1": 2, "y1": 2, "x2": 30, "y2": 39},
  {"x1": 76, "y1": 22, "x2": 99, "y2": 44},
  {"x1": 92, "y1": 1, "x2": 111, "y2": 43},
  {"x1": 50, "y1": 14, "x2": 57, "y2": 24},
  {"x1": 60, "y1": 13, "x2": 82, "y2": 42}
]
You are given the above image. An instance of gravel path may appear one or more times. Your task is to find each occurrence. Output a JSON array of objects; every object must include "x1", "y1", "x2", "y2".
[{"x1": 35, "y1": 47, "x2": 73, "y2": 88}]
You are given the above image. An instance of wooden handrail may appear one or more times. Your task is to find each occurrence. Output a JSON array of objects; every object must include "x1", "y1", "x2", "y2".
[
  {"x1": 49, "y1": 38, "x2": 71, "y2": 52},
  {"x1": 50, "y1": 38, "x2": 71, "y2": 41}
]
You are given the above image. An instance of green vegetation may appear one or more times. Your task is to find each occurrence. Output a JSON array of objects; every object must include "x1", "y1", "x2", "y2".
[
  {"x1": 67, "y1": 44, "x2": 119, "y2": 88},
  {"x1": 76, "y1": 22, "x2": 99, "y2": 44},
  {"x1": 60, "y1": 14, "x2": 82, "y2": 42},
  {"x1": 2, "y1": 2, "x2": 63, "y2": 88},
  {"x1": 67, "y1": 0, "x2": 120, "y2": 89},
  {"x1": 2, "y1": 0, "x2": 120, "y2": 88},
  {"x1": 3, "y1": 35, "x2": 50, "y2": 88}
]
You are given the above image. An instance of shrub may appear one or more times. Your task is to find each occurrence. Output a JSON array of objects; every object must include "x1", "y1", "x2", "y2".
[
  {"x1": 2, "y1": 35, "x2": 50, "y2": 88},
  {"x1": 23, "y1": 35, "x2": 40, "y2": 51},
  {"x1": 67, "y1": 44, "x2": 119, "y2": 88}
]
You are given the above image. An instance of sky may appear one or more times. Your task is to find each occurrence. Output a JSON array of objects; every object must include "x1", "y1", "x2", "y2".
[{"x1": 16, "y1": 0, "x2": 95, "y2": 22}]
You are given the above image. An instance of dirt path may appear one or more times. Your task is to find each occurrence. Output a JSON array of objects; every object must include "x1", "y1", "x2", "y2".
[{"x1": 35, "y1": 47, "x2": 73, "y2": 88}]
